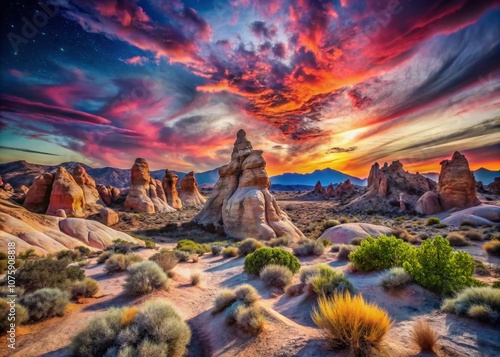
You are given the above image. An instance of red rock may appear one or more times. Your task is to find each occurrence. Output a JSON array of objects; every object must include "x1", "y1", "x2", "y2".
[
  {"x1": 179, "y1": 171, "x2": 206, "y2": 208},
  {"x1": 312, "y1": 181, "x2": 325, "y2": 195},
  {"x1": 72, "y1": 164, "x2": 105, "y2": 212},
  {"x1": 100, "y1": 207, "x2": 119, "y2": 226},
  {"x1": 23, "y1": 173, "x2": 54, "y2": 213},
  {"x1": 46, "y1": 167, "x2": 86, "y2": 217},
  {"x1": 162, "y1": 169, "x2": 183, "y2": 209},
  {"x1": 415, "y1": 191, "x2": 441, "y2": 215}
]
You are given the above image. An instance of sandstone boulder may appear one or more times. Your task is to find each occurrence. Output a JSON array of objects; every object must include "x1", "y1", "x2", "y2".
[
  {"x1": 100, "y1": 207, "x2": 119, "y2": 226},
  {"x1": 72, "y1": 164, "x2": 105, "y2": 212},
  {"x1": 162, "y1": 169, "x2": 183, "y2": 209},
  {"x1": 23, "y1": 173, "x2": 54, "y2": 213},
  {"x1": 179, "y1": 171, "x2": 206, "y2": 208},
  {"x1": 97, "y1": 184, "x2": 112, "y2": 205},
  {"x1": 319, "y1": 223, "x2": 393, "y2": 245},
  {"x1": 415, "y1": 191, "x2": 442, "y2": 215},
  {"x1": 438, "y1": 151, "x2": 479, "y2": 211},
  {"x1": 194, "y1": 129, "x2": 304, "y2": 241},
  {"x1": 46, "y1": 167, "x2": 86, "y2": 217},
  {"x1": 54, "y1": 209, "x2": 67, "y2": 218},
  {"x1": 125, "y1": 158, "x2": 175, "y2": 213}
]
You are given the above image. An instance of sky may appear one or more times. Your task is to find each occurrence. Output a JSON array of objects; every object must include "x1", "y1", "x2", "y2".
[{"x1": 0, "y1": 0, "x2": 499, "y2": 178}]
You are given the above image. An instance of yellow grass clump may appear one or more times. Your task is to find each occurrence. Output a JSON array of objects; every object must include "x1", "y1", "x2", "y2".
[
  {"x1": 121, "y1": 306, "x2": 139, "y2": 326},
  {"x1": 411, "y1": 320, "x2": 439, "y2": 353},
  {"x1": 312, "y1": 292, "x2": 393, "y2": 356}
]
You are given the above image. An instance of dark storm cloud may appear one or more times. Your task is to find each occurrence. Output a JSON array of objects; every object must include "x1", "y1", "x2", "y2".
[{"x1": 0, "y1": 146, "x2": 60, "y2": 156}]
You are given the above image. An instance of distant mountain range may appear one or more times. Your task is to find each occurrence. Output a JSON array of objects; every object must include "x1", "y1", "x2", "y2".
[{"x1": 0, "y1": 160, "x2": 498, "y2": 190}]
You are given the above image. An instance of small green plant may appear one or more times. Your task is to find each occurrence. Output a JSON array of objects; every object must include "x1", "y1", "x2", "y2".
[
  {"x1": 21, "y1": 288, "x2": 69, "y2": 321},
  {"x1": 426, "y1": 217, "x2": 440, "y2": 226},
  {"x1": 260, "y1": 264, "x2": 293, "y2": 289},
  {"x1": 435, "y1": 223, "x2": 448, "y2": 229},
  {"x1": 306, "y1": 265, "x2": 354, "y2": 296},
  {"x1": 350, "y1": 235, "x2": 416, "y2": 272},
  {"x1": 97, "y1": 251, "x2": 113, "y2": 264},
  {"x1": 404, "y1": 236, "x2": 475, "y2": 295},
  {"x1": 238, "y1": 238, "x2": 264, "y2": 256},
  {"x1": 149, "y1": 251, "x2": 178, "y2": 272},
  {"x1": 244, "y1": 247, "x2": 300, "y2": 275},
  {"x1": 221, "y1": 246, "x2": 238, "y2": 258},
  {"x1": 124, "y1": 261, "x2": 168, "y2": 295},
  {"x1": 441, "y1": 287, "x2": 500, "y2": 323},
  {"x1": 75, "y1": 246, "x2": 91, "y2": 256},
  {"x1": 71, "y1": 278, "x2": 99, "y2": 299},
  {"x1": 379, "y1": 267, "x2": 412, "y2": 290},
  {"x1": 104, "y1": 254, "x2": 143, "y2": 274},
  {"x1": 56, "y1": 250, "x2": 81, "y2": 261},
  {"x1": 173, "y1": 249, "x2": 190, "y2": 262},
  {"x1": 292, "y1": 239, "x2": 325, "y2": 256},
  {"x1": 176, "y1": 240, "x2": 209, "y2": 256}
]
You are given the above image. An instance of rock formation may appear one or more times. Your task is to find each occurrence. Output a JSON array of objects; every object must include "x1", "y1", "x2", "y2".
[
  {"x1": 162, "y1": 169, "x2": 183, "y2": 209},
  {"x1": 0, "y1": 176, "x2": 3, "y2": 188},
  {"x1": 320, "y1": 223, "x2": 393, "y2": 245},
  {"x1": 438, "y1": 151, "x2": 480, "y2": 211},
  {"x1": 325, "y1": 183, "x2": 335, "y2": 197},
  {"x1": 335, "y1": 179, "x2": 354, "y2": 196},
  {"x1": 179, "y1": 171, "x2": 206, "y2": 208},
  {"x1": 100, "y1": 207, "x2": 119, "y2": 226},
  {"x1": 415, "y1": 191, "x2": 441, "y2": 215},
  {"x1": 46, "y1": 167, "x2": 86, "y2": 217},
  {"x1": 155, "y1": 179, "x2": 167, "y2": 203},
  {"x1": 312, "y1": 181, "x2": 325, "y2": 195},
  {"x1": 125, "y1": 158, "x2": 175, "y2": 213},
  {"x1": 97, "y1": 184, "x2": 112, "y2": 205},
  {"x1": 489, "y1": 177, "x2": 500, "y2": 195},
  {"x1": 72, "y1": 164, "x2": 105, "y2": 212},
  {"x1": 193, "y1": 129, "x2": 304, "y2": 241},
  {"x1": 23, "y1": 173, "x2": 54, "y2": 213}
]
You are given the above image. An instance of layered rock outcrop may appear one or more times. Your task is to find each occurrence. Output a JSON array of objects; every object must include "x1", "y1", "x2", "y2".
[
  {"x1": 179, "y1": 171, "x2": 206, "y2": 208},
  {"x1": 46, "y1": 167, "x2": 86, "y2": 217},
  {"x1": 73, "y1": 164, "x2": 105, "y2": 212},
  {"x1": 162, "y1": 170, "x2": 183, "y2": 209},
  {"x1": 193, "y1": 129, "x2": 304, "y2": 241},
  {"x1": 438, "y1": 152, "x2": 480, "y2": 211},
  {"x1": 23, "y1": 173, "x2": 54, "y2": 213},
  {"x1": 125, "y1": 158, "x2": 175, "y2": 213}
]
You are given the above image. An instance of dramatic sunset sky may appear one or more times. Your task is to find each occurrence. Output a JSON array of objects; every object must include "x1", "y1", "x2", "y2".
[{"x1": 1, "y1": 0, "x2": 499, "y2": 177}]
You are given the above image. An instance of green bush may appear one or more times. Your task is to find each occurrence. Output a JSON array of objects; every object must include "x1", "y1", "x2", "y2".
[
  {"x1": 173, "y1": 249, "x2": 190, "y2": 262},
  {"x1": 176, "y1": 240, "x2": 209, "y2": 256},
  {"x1": 214, "y1": 289, "x2": 237, "y2": 313},
  {"x1": 306, "y1": 265, "x2": 354, "y2": 296},
  {"x1": 300, "y1": 265, "x2": 323, "y2": 284},
  {"x1": 238, "y1": 238, "x2": 264, "y2": 256},
  {"x1": 107, "y1": 241, "x2": 137, "y2": 255},
  {"x1": 97, "y1": 251, "x2": 113, "y2": 264},
  {"x1": 21, "y1": 288, "x2": 69, "y2": 321},
  {"x1": 72, "y1": 300, "x2": 191, "y2": 357},
  {"x1": 292, "y1": 240, "x2": 325, "y2": 257},
  {"x1": 350, "y1": 235, "x2": 416, "y2": 271},
  {"x1": 0, "y1": 298, "x2": 28, "y2": 334},
  {"x1": 17, "y1": 258, "x2": 85, "y2": 292},
  {"x1": 426, "y1": 217, "x2": 440, "y2": 226},
  {"x1": 221, "y1": 246, "x2": 238, "y2": 258},
  {"x1": 71, "y1": 278, "x2": 99, "y2": 299},
  {"x1": 56, "y1": 250, "x2": 81, "y2": 261},
  {"x1": 442, "y1": 287, "x2": 500, "y2": 323},
  {"x1": 104, "y1": 254, "x2": 143, "y2": 274},
  {"x1": 75, "y1": 246, "x2": 91, "y2": 256},
  {"x1": 403, "y1": 236, "x2": 475, "y2": 295},
  {"x1": 124, "y1": 261, "x2": 168, "y2": 296},
  {"x1": 260, "y1": 264, "x2": 293, "y2": 289},
  {"x1": 244, "y1": 247, "x2": 300, "y2": 275},
  {"x1": 148, "y1": 251, "x2": 178, "y2": 272},
  {"x1": 379, "y1": 267, "x2": 412, "y2": 290}
]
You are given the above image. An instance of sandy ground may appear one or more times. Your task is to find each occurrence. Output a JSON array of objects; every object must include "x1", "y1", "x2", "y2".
[{"x1": 2, "y1": 241, "x2": 499, "y2": 357}]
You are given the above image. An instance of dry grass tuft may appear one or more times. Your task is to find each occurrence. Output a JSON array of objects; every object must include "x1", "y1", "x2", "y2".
[
  {"x1": 190, "y1": 272, "x2": 201, "y2": 286},
  {"x1": 411, "y1": 320, "x2": 439, "y2": 354},
  {"x1": 446, "y1": 232, "x2": 469, "y2": 246},
  {"x1": 312, "y1": 292, "x2": 393, "y2": 356},
  {"x1": 121, "y1": 306, "x2": 139, "y2": 326},
  {"x1": 483, "y1": 240, "x2": 500, "y2": 257}
]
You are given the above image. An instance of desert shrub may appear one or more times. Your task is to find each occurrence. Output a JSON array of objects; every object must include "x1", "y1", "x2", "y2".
[
  {"x1": 56, "y1": 250, "x2": 81, "y2": 261},
  {"x1": 124, "y1": 261, "x2": 168, "y2": 295},
  {"x1": 17, "y1": 248, "x2": 38, "y2": 260},
  {"x1": 149, "y1": 251, "x2": 178, "y2": 272},
  {"x1": 244, "y1": 247, "x2": 300, "y2": 275},
  {"x1": 483, "y1": 240, "x2": 500, "y2": 257},
  {"x1": 307, "y1": 265, "x2": 354, "y2": 296},
  {"x1": 221, "y1": 246, "x2": 238, "y2": 258},
  {"x1": 293, "y1": 239, "x2": 325, "y2": 256},
  {"x1": 474, "y1": 259, "x2": 490, "y2": 276},
  {"x1": 435, "y1": 223, "x2": 448, "y2": 229},
  {"x1": 72, "y1": 300, "x2": 190, "y2": 357},
  {"x1": 464, "y1": 230, "x2": 483, "y2": 241},
  {"x1": 318, "y1": 238, "x2": 332, "y2": 247},
  {"x1": 460, "y1": 221, "x2": 476, "y2": 227},
  {"x1": 191, "y1": 272, "x2": 201, "y2": 286},
  {"x1": 350, "y1": 237, "x2": 364, "y2": 246},
  {"x1": 235, "y1": 305, "x2": 265, "y2": 335},
  {"x1": 350, "y1": 236, "x2": 416, "y2": 271},
  {"x1": 107, "y1": 241, "x2": 136, "y2": 255},
  {"x1": 0, "y1": 286, "x2": 25, "y2": 298},
  {"x1": 260, "y1": 264, "x2": 293, "y2": 289},
  {"x1": 404, "y1": 236, "x2": 474, "y2": 295},
  {"x1": 173, "y1": 249, "x2": 190, "y2": 262},
  {"x1": 390, "y1": 228, "x2": 416, "y2": 243},
  {"x1": 176, "y1": 239, "x2": 208, "y2": 255},
  {"x1": 238, "y1": 238, "x2": 264, "y2": 256},
  {"x1": 224, "y1": 301, "x2": 245, "y2": 325},
  {"x1": 446, "y1": 232, "x2": 469, "y2": 246},
  {"x1": 441, "y1": 287, "x2": 500, "y2": 323},
  {"x1": 379, "y1": 267, "x2": 412, "y2": 290},
  {"x1": 16, "y1": 257, "x2": 85, "y2": 292},
  {"x1": 97, "y1": 251, "x2": 113, "y2": 264},
  {"x1": 267, "y1": 235, "x2": 292, "y2": 247},
  {"x1": 330, "y1": 244, "x2": 340, "y2": 253},
  {"x1": 312, "y1": 292, "x2": 393, "y2": 356},
  {"x1": 300, "y1": 264, "x2": 323, "y2": 283},
  {"x1": 339, "y1": 216, "x2": 350, "y2": 224},
  {"x1": 71, "y1": 278, "x2": 99, "y2": 299},
  {"x1": 213, "y1": 289, "x2": 237, "y2": 313},
  {"x1": 411, "y1": 320, "x2": 439, "y2": 353},
  {"x1": 0, "y1": 298, "x2": 28, "y2": 334},
  {"x1": 234, "y1": 284, "x2": 259, "y2": 305},
  {"x1": 105, "y1": 254, "x2": 143, "y2": 274},
  {"x1": 337, "y1": 244, "x2": 357, "y2": 260},
  {"x1": 285, "y1": 283, "x2": 305, "y2": 296},
  {"x1": 21, "y1": 288, "x2": 69, "y2": 321},
  {"x1": 0, "y1": 259, "x2": 6, "y2": 275},
  {"x1": 211, "y1": 245, "x2": 222, "y2": 256},
  {"x1": 75, "y1": 246, "x2": 91, "y2": 256},
  {"x1": 324, "y1": 219, "x2": 340, "y2": 229},
  {"x1": 426, "y1": 217, "x2": 440, "y2": 226}
]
